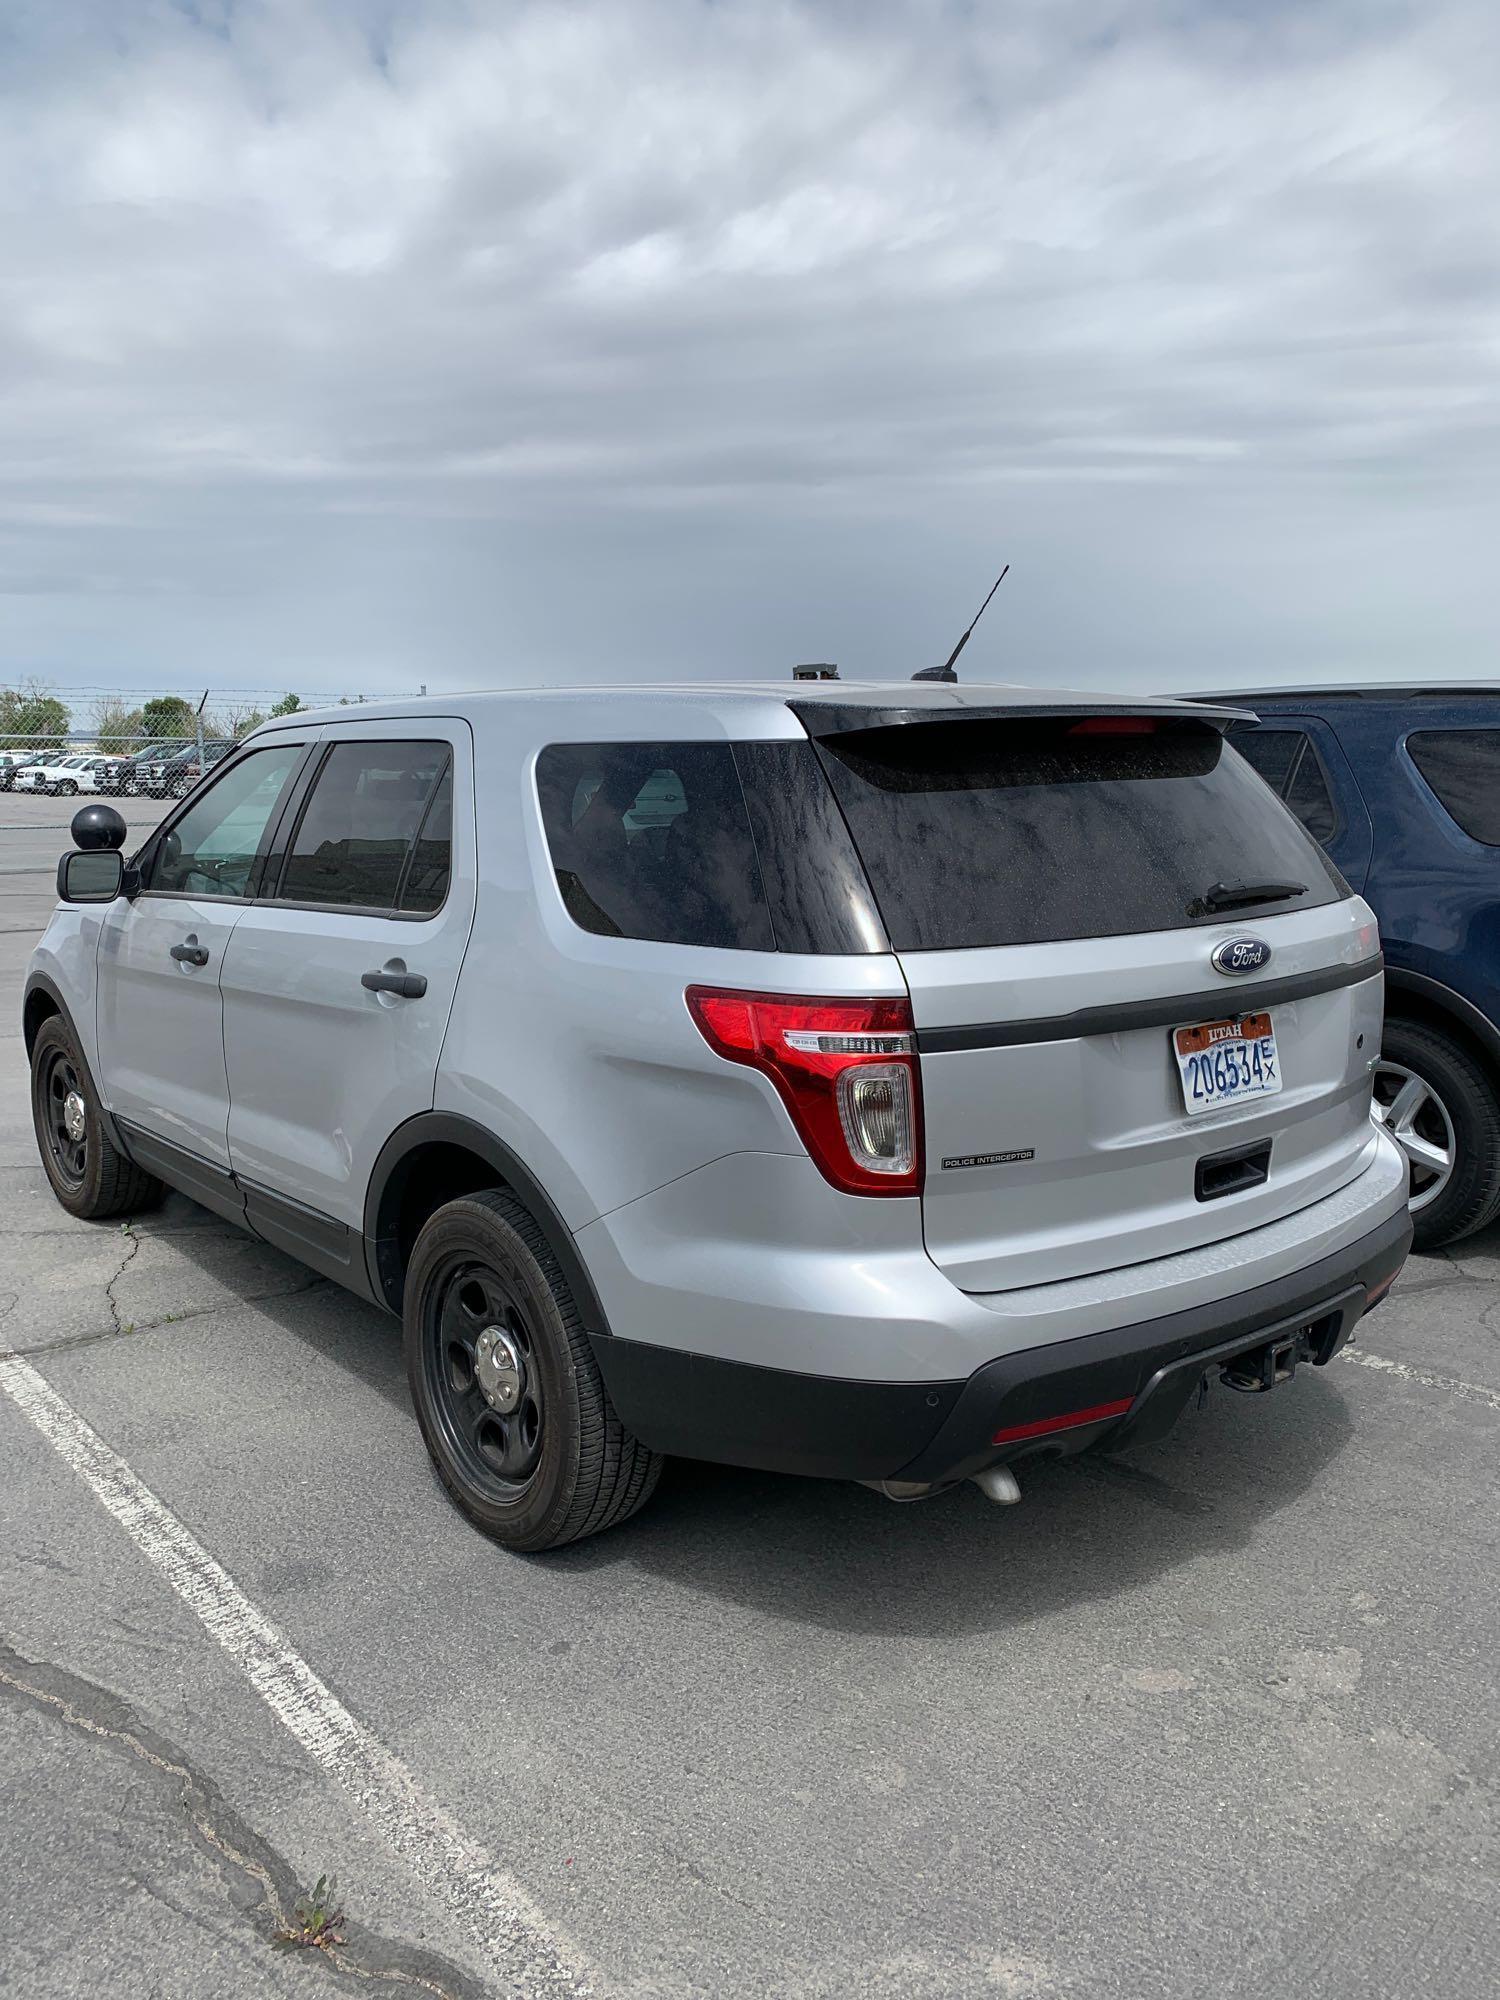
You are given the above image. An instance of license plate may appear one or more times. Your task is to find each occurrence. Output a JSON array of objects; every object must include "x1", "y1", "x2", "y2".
[{"x1": 1173, "y1": 1010, "x2": 1281, "y2": 1115}]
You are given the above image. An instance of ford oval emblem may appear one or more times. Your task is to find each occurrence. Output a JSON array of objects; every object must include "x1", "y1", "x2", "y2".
[{"x1": 1211, "y1": 936, "x2": 1272, "y2": 976}]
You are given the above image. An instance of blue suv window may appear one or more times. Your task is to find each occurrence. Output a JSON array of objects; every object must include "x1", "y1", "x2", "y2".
[
  {"x1": 1232, "y1": 726, "x2": 1339, "y2": 846},
  {"x1": 1407, "y1": 730, "x2": 1500, "y2": 846}
]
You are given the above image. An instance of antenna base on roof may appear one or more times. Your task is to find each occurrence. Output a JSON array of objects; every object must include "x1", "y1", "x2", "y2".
[{"x1": 911, "y1": 664, "x2": 958, "y2": 683}]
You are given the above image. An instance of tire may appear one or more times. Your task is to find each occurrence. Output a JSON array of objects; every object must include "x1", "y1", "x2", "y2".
[
  {"x1": 171, "y1": 776, "x2": 192, "y2": 799},
  {"x1": 1375, "y1": 1018, "x2": 1500, "y2": 1251},
  {"x1": 30, "y1": 1015, "x2": 165, "y2": 1221},
  {"x1": 404, "y1": 1189, "x2": 662, "y2": 1551},
  {"x1": 57, "y1": 780, "x2": 77, "y2": 796}
]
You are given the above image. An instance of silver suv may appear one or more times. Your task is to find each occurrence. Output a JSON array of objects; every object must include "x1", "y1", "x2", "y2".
[{"x1": 24, "y1": 684, "x2": 1412, "y2": 1549}]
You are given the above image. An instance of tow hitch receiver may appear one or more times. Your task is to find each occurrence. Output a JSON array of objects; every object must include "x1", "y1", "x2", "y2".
[{"x1": 1220, "y1": 1327, "x2": 1312, "y2": 1394}]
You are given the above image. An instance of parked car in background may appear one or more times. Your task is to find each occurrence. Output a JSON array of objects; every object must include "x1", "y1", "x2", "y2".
[
  {"x1": 1199, "y1": 685, "x2": 1500, "y2": 1249},
  {"x1": 118, "y1": 740, "x2": 190, "y2": 796},
  {"x1": 12, "y1": 754, "x2": 100, "y2": 797},
  {"x1": 25, "y1": 685, "x2": 1409, "y2": 1550},
  {"x1": 0, "y1": 752, "x2": 47, "y2": 791},
  {"x1": 142, "y1": 738, "x2": 235, "y2": 799},
  {"x1": 86, "y1": 754, "x2": 137, "y2": 796}
]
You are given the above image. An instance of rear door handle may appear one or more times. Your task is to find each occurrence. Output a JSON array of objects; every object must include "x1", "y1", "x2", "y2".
[
  {"x1": 169, "y1": 940, "x2": 210, "y2": 967},
  {"x1": 362, "y1": 969, "x2": 427, "y2": 999}
]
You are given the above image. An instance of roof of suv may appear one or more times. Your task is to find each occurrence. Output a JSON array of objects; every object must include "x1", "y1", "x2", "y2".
[
  {"x1": 1189, "y1": 683, "x2": 1500, "y2": 705},
  {"x1": 257, "y1": 679, "x2": 1246, "y2": 739}
]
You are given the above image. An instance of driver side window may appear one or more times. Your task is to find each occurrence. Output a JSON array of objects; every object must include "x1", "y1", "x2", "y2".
[{"x1": 145, "y1": 744, "x2": 304, "y2": 899}]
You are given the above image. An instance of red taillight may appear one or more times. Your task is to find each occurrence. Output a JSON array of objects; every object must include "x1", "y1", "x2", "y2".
[{"x1": 686, "y1": 987, "x2": 922, "y2": 1197}]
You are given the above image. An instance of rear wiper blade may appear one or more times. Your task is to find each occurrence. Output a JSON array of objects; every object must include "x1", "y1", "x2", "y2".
[{"x1": 1190, "y1": 878, "x2": 1308, "y2": 916}]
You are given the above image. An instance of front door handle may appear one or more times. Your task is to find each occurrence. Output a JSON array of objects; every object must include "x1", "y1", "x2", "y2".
[
  {"x1": 362, "y1": 968, "x2": 427, "y2": 999},
  {"x1": 169, "y1": 938, "x2": 209, "y2": 967}
]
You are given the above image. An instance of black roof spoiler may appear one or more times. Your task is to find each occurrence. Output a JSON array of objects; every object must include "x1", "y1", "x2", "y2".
[{"x1": 788, "y1": 698, "x2": 1256, "y2": 739}]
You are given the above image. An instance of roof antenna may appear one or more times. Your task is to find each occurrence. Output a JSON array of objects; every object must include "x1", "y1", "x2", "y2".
[{"x1": 912, "y1": 564, "x2": 1009, "y2": 682}]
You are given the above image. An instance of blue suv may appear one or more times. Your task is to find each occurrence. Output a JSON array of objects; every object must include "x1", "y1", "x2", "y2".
[{"x1": 1199, "y1": 686, "x2": 1500, "y2": 1249}]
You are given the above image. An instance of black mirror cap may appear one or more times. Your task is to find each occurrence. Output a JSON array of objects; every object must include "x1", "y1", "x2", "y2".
[
  {"x1": 57, "y1": 849, "x2": 126, "y2": 904},
  {"x1": 71, "y1": 802, "x2": 128, "y2": 851}
]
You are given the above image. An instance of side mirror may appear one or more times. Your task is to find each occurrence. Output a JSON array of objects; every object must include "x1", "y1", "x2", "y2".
[
  {"x1": 57, "y1": 849, "x2": 126, "y2": 904},
  {"x1": 71, "y1": 803, "x2": 128, "y2": 850}
]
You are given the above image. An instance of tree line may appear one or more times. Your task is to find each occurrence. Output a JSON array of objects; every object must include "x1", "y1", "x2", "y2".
[{"x1": 0, "y1": 682, "x2": 307, "y2": 752}]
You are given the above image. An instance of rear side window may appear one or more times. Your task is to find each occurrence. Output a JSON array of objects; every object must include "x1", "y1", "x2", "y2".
[
  {"x1": 811, "y1": 716, "x2": 1346, "y2": 952},
  {"x1": 1234, "y1": 729, "x2": 1301, "y2": 793},
  {"x1": 1232, "y1": 725, "x2": 1339, "y2": 846},
  {"x1": 536, "y1": 743, "x2": 773, "y2": 950},
  {"x1": 277, "y1": 741, "x2": 451, "y2": 912},
  {"x1": 733, "y1": 740, "x2": 887, "y2": 954},
  {"x1": 1407, "y1": 730, "x2": 1500, "y2": 846}
]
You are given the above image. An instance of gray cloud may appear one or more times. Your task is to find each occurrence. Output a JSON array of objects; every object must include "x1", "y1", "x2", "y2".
[{"x1": 1, "y1": 0, "x2": 1497, "y2": 696}]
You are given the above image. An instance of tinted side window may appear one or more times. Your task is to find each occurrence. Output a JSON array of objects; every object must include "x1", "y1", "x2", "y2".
[
  {"x1": 732, "y1": 740, "x2": 887, "y2": 954},
  {"x1": 1408, "y1": 730, "x2": 1500, "y2": 845},
  {"x1": 536, "y1": 743, "x2": 773, "y2": 950},
  {"x1": 148, "y1": 745, "x2": 304, "y2": 899},
  {"x1": 1232, "y1": 725, "x2": 1338, "y2": 846},
  {"x1": 1233, "y1": 728, "x2": 1301, "y2": 792},
  {"x1": 278, "y1": 742, "x2": 450, "y2": 911},
  {"x1": 398, "y1": 763, "x2": 453, "y2": 913},
  {"x1": 1283, "y1": 740, "x2": 1338, "y2": 845}
]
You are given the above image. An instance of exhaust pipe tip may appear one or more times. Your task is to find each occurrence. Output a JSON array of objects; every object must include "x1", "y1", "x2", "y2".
[
  {"x1": 972, "y1": 1464, "x2": 1022, "y2": 1507},
  {"x1": 859, "y1": 1477, "x2": 946, "y2": 1503}
]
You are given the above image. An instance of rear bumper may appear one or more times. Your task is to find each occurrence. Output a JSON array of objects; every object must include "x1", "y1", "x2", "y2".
[{"x1": 591, "y1": 1203, "x2": 1412, "y2": 1484}]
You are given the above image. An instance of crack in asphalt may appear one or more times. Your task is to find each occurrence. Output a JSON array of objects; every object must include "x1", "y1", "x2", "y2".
[
  {"x1": 0, "y1": 1643, "x2": 488, "y2": 2000},
  {"x1": 105, "y1": 1222, "x2": 142, "y2": 1337},
  {"x1": 0, "y1": 1274, "x2": 329, "y2": 1360}
]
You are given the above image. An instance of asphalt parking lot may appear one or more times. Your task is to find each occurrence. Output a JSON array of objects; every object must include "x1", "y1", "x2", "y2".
[{"x1": 1, "y1": 785, "x2": 1497, "y2": 2000}]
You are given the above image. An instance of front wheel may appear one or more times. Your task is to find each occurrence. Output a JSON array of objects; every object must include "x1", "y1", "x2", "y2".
[
  {"x1": 56, "y1": 780, "x2": 77, "y2": 796},
  {"x1": 30, "y1": 1016, "x2": 164, "y2": 1220},
  {"x1": 1374, "y1": 1019, "x2": 1500, "y2": 1250},
  {"x1": 404, "y1": 1190, "x2": 662, "y2": 1551}
]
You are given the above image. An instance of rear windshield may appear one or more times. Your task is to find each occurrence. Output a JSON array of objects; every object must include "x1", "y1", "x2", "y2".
[{"x1": 811, "y1": 716, "x2": 1347, "y2": 952}]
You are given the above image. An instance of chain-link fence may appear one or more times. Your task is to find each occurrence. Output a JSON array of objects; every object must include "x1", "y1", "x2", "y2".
[{"x1": 0, "y1": 683, "x2": 405, "y2": 799}]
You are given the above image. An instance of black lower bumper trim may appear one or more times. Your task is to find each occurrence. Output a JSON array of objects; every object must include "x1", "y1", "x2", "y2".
[
  {"x1": 897, "y1": 1203, "x2": 1411, "y2": 1485},
  {"x1": 589, "y1": 1340, "x2": 965, "y2": 1482},
  {"x1": 590, "y1": 1203, "x2": 1412, "y2": 1484}
]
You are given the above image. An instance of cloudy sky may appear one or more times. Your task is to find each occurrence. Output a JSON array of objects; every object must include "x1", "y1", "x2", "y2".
[{"x1": 1, "y1": 0, "x2": 1497, "y2": 701}]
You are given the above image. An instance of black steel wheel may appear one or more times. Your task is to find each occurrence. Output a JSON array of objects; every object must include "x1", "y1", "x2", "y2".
[
  {"x1": 29, "y1": 1014, "x2": 164, "y2": 1220},
  {"x1": 404, "y1": 1189, "x2": 662, "y2": 1551},
  {"x1": 38, "y1": 1040, "x2": 89, "y2": 1189},
  {"x1": 423, "y1": 1257, "x2": 548, "y2": 1492}
]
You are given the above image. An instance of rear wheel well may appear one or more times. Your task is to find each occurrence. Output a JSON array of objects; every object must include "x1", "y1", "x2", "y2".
[
  {"x1": 22, "y1": 988, "x2": 61, "y2": 1059},
  {"x1": 1383, "y1": 985, "x2": 1500, "y2": 1092},
  {"x1": 374, "y1": 1141, "x2": 505, "y2": 1311}
]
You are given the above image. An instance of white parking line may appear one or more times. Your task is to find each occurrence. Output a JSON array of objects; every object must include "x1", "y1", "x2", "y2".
[
  {"x1": 0, "y1": 1349, "x2": 591, "y2": 1996},
  {"x1": 1336, "y1": 1344, "x2": 1500, "y2": 1413}
]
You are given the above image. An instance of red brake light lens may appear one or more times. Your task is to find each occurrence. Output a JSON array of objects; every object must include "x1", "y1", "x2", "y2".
[
  {"x1": 686, "y1": 988, "x2": 922, "y2": 1196},
  {"x1": 1067, "y1": 716, "x2": 1160, "y2": 736}
]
